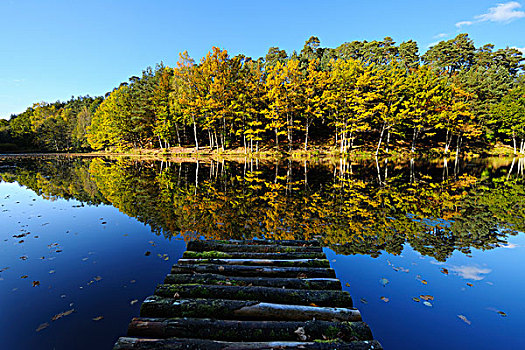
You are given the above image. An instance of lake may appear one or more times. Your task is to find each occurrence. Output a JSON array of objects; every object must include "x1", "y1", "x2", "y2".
[{"x1": 0, "y1": 155, "x2": 524, "y2": 349}]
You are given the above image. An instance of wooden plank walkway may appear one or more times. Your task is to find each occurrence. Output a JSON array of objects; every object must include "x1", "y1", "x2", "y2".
[{"x1": 113, "y1": 239, "x2": 383, "y2": 350}]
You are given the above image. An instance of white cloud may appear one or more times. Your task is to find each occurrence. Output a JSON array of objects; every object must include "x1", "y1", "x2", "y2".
[
  {"x1": 456, "y1": 1, "x2": 525, "y2": 27},
  {"x1": 450, "y1": 265, "x2": 492, "y2": 281},
  {"x1": 434, "y1": 33, "x2": 449, "y2": 39},
  {"x1": 512, "y1": 46, "x2": 525, "y2": 53},
  {"x1": 456, "y1": 20, "x2": 474, "y2": 28},
  {"x1": 476, "y1": 1, "x2": 525, "y2": 22}
]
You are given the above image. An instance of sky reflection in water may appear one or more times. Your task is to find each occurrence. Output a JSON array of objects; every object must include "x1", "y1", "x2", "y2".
[{"x1": 0, "y1": 155, "x2": 524, "y2": 349}]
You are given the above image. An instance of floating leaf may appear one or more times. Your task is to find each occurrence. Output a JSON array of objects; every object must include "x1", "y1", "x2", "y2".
[
  {"x1": 144, "y1": 251, "x2": 151, "y2": 256},
  {"x1": 92, "y1": 316, "x2": 104, "y2": 321},
  {"x1": 420, "y1": 280, "x2": 428, "y2": 285},
  {"x1": 94, "y1": 276, "x2": 102, "y2": 281},
  {"x1": 51, "y1": 309, "x2": 75, "y2": 321},
  {"x1": 466, "y1": 283, "x2": 473, "y2": 287},
  {"x1": 49, "y1": 270, "x2": 55, "y2": 274},
  {"x1": 32, "y1": 281, "x2": 40, "y2": 287},
  {"x1": 423, "y1": 301, "x2": 432, "y2": 307},
  {"x1": 441, "y1": 268, "x2": 449, "y2": 275},
  {"x1": 380, "y1": 296, "x2": 390, "y2": 303},
  {"x1": 36, "y1": 323, "x2": 49, "y2": 332},
  {"x1": 130, "y1": 299, "x2": 139, "y2": 305},
  {"x1": 20, "y1": 256, "x2": 28, "y2": 261},
  {"x1": 497, "y1": 311, "x2": 507, "y2": 317},
  {"x1": 457, "y1": 314, "x2": 471, "y2": 325},
  {"x1": 359, "y1": 298, "x2": 368, "y2": 304},
  {"x1": 420, "y1": 295, "x2": 434, "y2": 301},
  {"x1": 379, "y1": 278, "x2": 389, "y2": 287},
  {"x1": 345, "y1": 282, "x2": 350, "y2": 287},
  {"x1": 21, "y1": 275, "x2": 28, "y2": 279},
  {"x1": 412, "y1": 297, "x2": 420, "y2": 302}
]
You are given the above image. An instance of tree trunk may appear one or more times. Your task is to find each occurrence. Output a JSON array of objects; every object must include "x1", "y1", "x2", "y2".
[
  {"x1": 192, "y1": 117, "x2": 199, "y2": 151},
  {"x1": 182, "y1": 251, "x2": 325, "y2": 260},
  {"x1": 177, "y1": 258, "x2": 330, "y2": 268},
  {"x1": 376, "y1": 124, "x2": 386, "y2": 156},
  {"x1": 154, "y1": 284, "x2": 352, "y2": 307},
  {"x1": 411, "y1": 127, "x2": 419, "y2": 153},
  {"x1": 140, "y1": 296, "x2": 361, "y2": 322},
  {"x1": 114, "y1": 337, "x2": 382, "y2": 350},
  {"x1": 304, "y1": 122, "x2": 309, "y2": 151},
  {"x1": 512, "y1": 132, "x2": 517, "y2": 155},
  {"x1": 164, "y1": 273, "x2": 341, "y2": 290},
  {"x1": 171, "y1": 264, "x2": 336, "y2": 279},
  {"x1": 126, "y1": 318, "x2": 372, "y2": 342},
  {"x1": 186, "y1": 241, "x2": 322, "y2": 253}
]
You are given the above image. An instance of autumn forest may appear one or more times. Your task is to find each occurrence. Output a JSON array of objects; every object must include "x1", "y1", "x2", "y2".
[{"x1": 1, "y1": 34, "x2": 524, "y2": 156}]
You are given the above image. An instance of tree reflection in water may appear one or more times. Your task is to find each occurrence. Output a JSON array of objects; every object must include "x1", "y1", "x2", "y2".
[{"x1": 1, "y1": 155, "x2": 523, "y2": 262}]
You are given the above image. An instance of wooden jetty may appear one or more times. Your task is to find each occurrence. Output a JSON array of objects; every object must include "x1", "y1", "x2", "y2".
[{"x1": 113, "y1": 239, "x2": 383, "y2": 350}]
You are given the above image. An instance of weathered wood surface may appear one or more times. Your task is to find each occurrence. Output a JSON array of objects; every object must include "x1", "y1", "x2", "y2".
[
  {"x1": 171, "y1": 264, "x2": 336, "y2": 278},
  {"x1": 187, "y1": 241, "x2": 323, "y2": 253},
  {"x1": 140, "y1": 296, "x2": 362, "y2": 322},
  {"x1": 154, "y1": 284, "x2": 352, "y2": 307},
  {"x1": 127, "y1": 317, "x2": 373, "y2": 342},
  {"x1": 114, "y1": 337, "x2": 383, "y2": 350},
  {"x1": 164, "y1": 273, "x2": 342, "y2": 290},
  {"x1": 114, "y1": 239, "x2": 382, "y2": 349},
  {"x1": 182, "y1": 250, "x2": 326, "y2": 260},
  {"x1": 178, "y1": 258, "x2": 330, "y2": 268},
  {"x1": 192, "y1": 239, "x2": 321, "y2": 247}
]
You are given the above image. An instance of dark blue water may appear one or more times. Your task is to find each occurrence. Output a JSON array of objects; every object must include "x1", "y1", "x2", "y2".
[{"x1": 0, "y1": 156, "x2": 523, "y2": 349}]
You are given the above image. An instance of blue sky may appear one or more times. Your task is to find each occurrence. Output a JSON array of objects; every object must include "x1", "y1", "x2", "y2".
[{"x1": 1, "y1": 0, "x2": 524, "y2": 119}]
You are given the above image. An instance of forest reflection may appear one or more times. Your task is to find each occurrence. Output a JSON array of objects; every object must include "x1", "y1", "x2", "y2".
[{"x1": 1, "y1": 155, "x2": 524, "y2": 262}]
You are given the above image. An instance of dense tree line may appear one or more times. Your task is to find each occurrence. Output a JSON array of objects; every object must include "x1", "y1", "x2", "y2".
[{"x1": 1, "y1": 34, "x2": 524, "y2": 155}]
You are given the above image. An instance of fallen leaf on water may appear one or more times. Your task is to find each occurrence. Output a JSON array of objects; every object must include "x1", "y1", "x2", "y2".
[
  {"x1": 94, "y1": 276, "x2": 102, "y2": 281},
  {"x1": 20, "y1": 256, "x2": 28, "y2": 260},
  {"x1": 466, "y1": 283, "x2": 473, "y2": 287},
  {"x1": 49, "y1": 270, "x2": 55, "y2": 274},
  {"x1": 420, "y1": 280, "x2": 428, "y2": 285},
  {"x1": 423, "y1": 301, "x2": 432, "y2": 307},
  {"x1": 420, "y1": 295, "x2": 434, "y2": 301},
  {"x1": 92, "y1": 316, "x2": 104, "y2": 321},
  {"x1": 360, "y1": 298, "x2": 368, "y2": 304},
  {"x1": 497, "y1": 311, "x2": 507, "y2": 317},
  {"x1": 36, "y1": 323, "x2": 49, "y2": 332},
  {"x1": 379, "y1": 278, "x2": 389, "y2": 287},
  {"x1": 101, "y1": 222, "x2": 107, "y2": 225},
  {"x1": 144, "y1": 251, "x2": 151, "y2": 256},
  {"x1": 309, "y1": 303, "x2": 319, "y2": 307},
  {"x1": 345, "y1": 283, "x2": 350, "y2": 287},
  {"x1": 0, "y1": 267, "x2": 9, "y2": 273},
  {"x1": 457, "y1": 314, "x2": 471, "y2": 325},
  {"x1": 412, "y1": 297, "x2": 420, "y2": 302},
  {"x1": 21, "y1": 275, "x2": 28, "y2": 279},
  {"x1": 380, "y1": 296, "x2": 389, "y2": 303},
  {"x1": 441, "y1": 268, "x2": 449, "y2": 275},
  {"x1": 51, "y1": 309, "x2": 75, "y2": 321},
  {"x1": 130, "y1": 299, "x2": 139, "y2": 305},
  {"x1": 32, "y1": 281, "x2": 40, "y2": 287}
]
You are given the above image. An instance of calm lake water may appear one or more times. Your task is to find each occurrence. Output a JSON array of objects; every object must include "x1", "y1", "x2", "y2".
[{"x1": 0, "y1": 155, "x2": 524, "y2": 350}]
